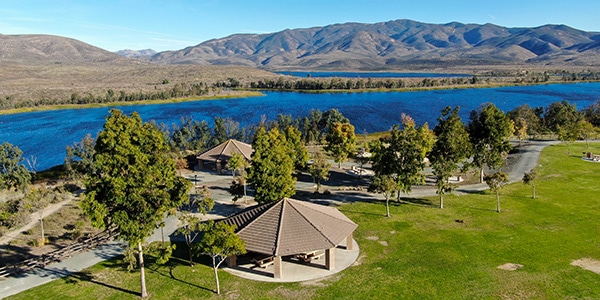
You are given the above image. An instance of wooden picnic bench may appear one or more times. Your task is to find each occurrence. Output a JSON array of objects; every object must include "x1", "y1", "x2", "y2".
[
  {"x1": 251, "y1": 256, "x2": 275, "y2": 268},
  {"x1": 295, "y1": 251, "x2": 325, "y2": 263}
]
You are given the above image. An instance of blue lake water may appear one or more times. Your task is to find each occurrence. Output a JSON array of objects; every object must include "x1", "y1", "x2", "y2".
[
  {"x1": 275, "y1": 71, "x2": 471, "y2": 78},
  {"x1": 1, "y1": 82, "x2": 600, "y2": 171}
]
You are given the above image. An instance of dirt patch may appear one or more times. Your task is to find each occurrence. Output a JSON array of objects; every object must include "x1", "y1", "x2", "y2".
[
  {"x1": 571, "y1": 258, "x2": 600, "y2": 274},
  {"x1": 497, "y1": 263, "x2": 523, "y2": 271},
  {"x1": 378, "y1": 241, "x2": 388, "y2": 247},
  {"x1": 352, "y1": 254, "x2": 366, "y2": 266},
  {"x1": 365, "y1": 236, "x2": 379, "y2": 241},
  {"x1": 301, "y1": 274, "x2": 341, "y2": 287}
]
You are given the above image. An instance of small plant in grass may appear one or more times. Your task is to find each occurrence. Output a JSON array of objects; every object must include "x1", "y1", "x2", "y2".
[
  {"x1": 484, "y1": 171, "x2": 509, "y2": 212},
  {"x1": 522, "y1": 168, "x2": 538, "y2": 199}
]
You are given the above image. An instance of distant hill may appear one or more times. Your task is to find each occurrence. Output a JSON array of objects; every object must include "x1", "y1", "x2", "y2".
[
  {"x1": 149, "y1": 19, "x2": 600, "y2": 69},
  {"x1": 0, "y1": 34, "x2": 135, "y2": 65},
  {"x1": 116, "y1": 48, "x2": 156, "y2": 59}
]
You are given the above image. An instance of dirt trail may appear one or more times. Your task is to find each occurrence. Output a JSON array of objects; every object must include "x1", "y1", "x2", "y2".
[{"x1": 0, "y1": 198, "x2": 72, "y2": 246}]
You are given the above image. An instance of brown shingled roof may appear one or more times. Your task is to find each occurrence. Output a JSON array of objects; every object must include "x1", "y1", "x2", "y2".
[
  {"x1": 196, "y1": 139, "x2": 253, "y2": 163},
  {"x1": 219, "y1": 198, "x2": 357, "y2": 256}
]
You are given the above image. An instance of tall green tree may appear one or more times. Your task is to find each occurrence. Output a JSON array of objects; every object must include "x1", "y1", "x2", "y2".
[
  {"x1": 0, "y1": 142, "x2": 31, "y2": 191},
  {"x1": 325, "y1": 122, "x2": 356, "y2": 168},
  {"x1": 371, "y1": 115, "x2": 434, "y2": 200},
  {"x1": 81, "y1": 109, "x2": 190, "y2": 298},
  {"x1": 248, "y1": 127, "x2": 296, "y2": 203},
  {"x1": 429, "y1": 107, "x2": 471, "y2": 209},
  {"x1": 468, "y1": 104, "x2": 513, "y2": 183},
  {"x1": 544, "y1": 100, "x2": 583, "y2": 133},
  {"x1": 195, "y1": 221, "x2": 246, "y2": 295},
  {"x1": 484, "y1": 171, "x2": 509, "y2": 213},
  {"x1": 284, "y1": 125, "x2": 309, "y2": 172}
]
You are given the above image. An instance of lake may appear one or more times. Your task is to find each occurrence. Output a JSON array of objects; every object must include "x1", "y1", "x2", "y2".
[
  {"x1": 1, "y1": 82, "x2": 600, "y2": 171},
  {"x1": 275, "y1": 71, "x2": 471, "y2": 78}
]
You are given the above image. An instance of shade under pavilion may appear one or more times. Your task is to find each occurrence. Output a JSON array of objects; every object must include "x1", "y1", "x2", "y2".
[{"x1": 219, "y1": 198, "x2": 358, "y2": 279}]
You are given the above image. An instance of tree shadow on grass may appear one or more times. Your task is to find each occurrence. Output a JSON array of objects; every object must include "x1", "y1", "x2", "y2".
[
  {"x1": 399, "y1": 197, "x2": 436, "y2": 207},
  {"x1": 145, "y1": 243, "x2": 214, "y2": 293},
  {"x1": 41, "y1": 267, "x2": 140, "y2": 297}
]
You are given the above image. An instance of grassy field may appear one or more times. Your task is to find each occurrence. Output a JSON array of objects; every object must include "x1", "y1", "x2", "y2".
[{"x1": 6, "y1": 143, "x2": 600, "y2": 299}]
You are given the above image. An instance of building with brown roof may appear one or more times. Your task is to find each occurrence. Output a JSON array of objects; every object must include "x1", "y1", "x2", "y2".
[
  {"x1": 219, "y1": 198, "x2": 358, "y2": 279},
  {"x1": 196, "y1": 139, "x2": 253, "y2": 173}
]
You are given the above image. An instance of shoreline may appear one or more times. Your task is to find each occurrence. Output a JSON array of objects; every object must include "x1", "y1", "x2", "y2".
[
  {"x1": 0, "y1": 91, "x2": 266, "y2": 115},
  {"x1": 1, "y1": 79, "x2": 599, "y2": 115}
]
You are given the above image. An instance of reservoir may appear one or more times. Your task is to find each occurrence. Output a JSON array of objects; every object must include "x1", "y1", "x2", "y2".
[{"x1": 1, "y1": 82, "x2": 599, "y2": 171}]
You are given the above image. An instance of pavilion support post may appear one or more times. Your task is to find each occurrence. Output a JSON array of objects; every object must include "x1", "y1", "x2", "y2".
[
  {"x1": 346, "y1": 233, "x2": 354, "y2": 250},
  {"x1": 226, "y1": 255, "x2": 237, "y2": 267},
  {"x1": 326, "y1": 248, "x2": 335, "y2": 270},
  {"x1": 273, "y1": 256, "x2": 282, "y2": 278}
]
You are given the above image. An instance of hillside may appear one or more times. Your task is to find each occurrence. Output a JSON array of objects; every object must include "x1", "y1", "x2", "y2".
[
  {"x1": 0, "y1": 34, "x2": 132, "y2": 65},
  {"x1": 148, "y1": 19, "x2": 600, "y2": 69},
  {"x1": 0, "y1": 34, "x2": 278, "y2": 107}
]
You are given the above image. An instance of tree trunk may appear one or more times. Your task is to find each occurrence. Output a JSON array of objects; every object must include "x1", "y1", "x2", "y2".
[
  {"x1": 213, "y1": 256, "x2": 221, "y2": 294},
  {"x1": 385, "y1": 196, "x2": 390, "y2": 218},
  {"x1": 532, "y1": 184, "x2": 536, "y2": 199},
  {"x1": 188, "y1": 245, "x2": 194, "y2": 266},
  {"x1": 496, "y1": 191, "x2": 501, "y2": 213},
  {"x1": 480, "y1": 168, "x2": 484, "y2": 183},
  {"x1": 138, "y1": 242, "x2": 148, "y2": 298},
  {"x1": 39, "y1": 212, "x2": 45, "y2": 246},
  {"x1": 243, "y1": 183, "x2": 247, "y2": 204},
  {"x1": 440, "y1": 194, "x2": 444, "y2": 209}
]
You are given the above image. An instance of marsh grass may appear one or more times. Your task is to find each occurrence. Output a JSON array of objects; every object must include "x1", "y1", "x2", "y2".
[{"x1": 7, "y1": 143, "x2": 600, "y2": 299}]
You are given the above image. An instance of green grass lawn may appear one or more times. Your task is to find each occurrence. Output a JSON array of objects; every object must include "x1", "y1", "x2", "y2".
[{"x1": 7, "y1": 142, "x2": 600, "y2": 299}]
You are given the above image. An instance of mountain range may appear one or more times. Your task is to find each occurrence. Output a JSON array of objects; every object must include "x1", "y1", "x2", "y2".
[
  {"x1": 144, "y1": 19, "x2": 600, "y2": 69},
  {"x1": 1, "y1": 19, "x2": 600, "y2": 70}
]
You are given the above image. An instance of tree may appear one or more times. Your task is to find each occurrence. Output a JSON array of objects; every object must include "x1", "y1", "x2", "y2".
[
  {"x1": 583, "y1": 100, "x2": 600, "y2": 127},
  {"x1": 544, "y1": 100, "x2": 583, "y2": 134},
  {"x1": 557, "y1": 123, "x2": 579, "y2": 155},
  {"x1": 507, "y1": 104, "x2": 543, "y2": 137},
  {"x1": 371, "y1": 115, "x2": 434, "y2": 200},
  {"x1": 0, "y1": 142, "x2": 31, "y2": 191},
  {"x1": 522, "y1": 169, "x2": 537, "y2": 199},
  {"x1": 227, "y1": 152, "x2": 249, "y2": 203},
  {"x1": 195, "y1": 221, "x2": 246, "y2": 295},
  {"x1": 284, "y1": 126, "x2": 308, "y2": 172},
  {"x1": 309, "y1": 149, "x2": 331, "y2": 193},
  {"x1": 484, "y1": 171, "x2": 509, "y2": 213},
  {"x1": 514, "y1": 117, "x2": 529, "y2": 146},
  {"x1": 177, "y1": 186, "x2": 214, "y2": 266},
  {"x1": 25, "y1": 186, "x2": 56, "y2": 246},
  {"x1": 248, "y1": 127, "x2": 295, "y2": 203},
  {"x1": 65, "y1": 134, "x2": 96, "y2": 178},
  {"x1": 577, "y1": 120, "x2": 597, "y2": 148},
  {"x1": 368, "y1": 174, "x2": 396, "y2": 217},
  {"x1": 468, "y1": 104, "x2": 513, "y2": 183},
  {"x1": 325, "y1": 122, "x2": 356, "y2": 168},
  {"x1": 429, "y1": 107, "x2": 471, "y2": 209},
  {"x1": 81, "y1": 109, "x2": 191, "y2": 298}
]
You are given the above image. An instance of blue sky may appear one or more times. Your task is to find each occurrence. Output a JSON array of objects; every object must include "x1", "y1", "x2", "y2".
[{"x1": 1, "y1": 0, "x2": 599, "y2": 52}]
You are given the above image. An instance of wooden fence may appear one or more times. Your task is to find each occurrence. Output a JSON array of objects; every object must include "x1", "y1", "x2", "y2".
[{"x1": 0, "y1": 227, "x2": 116, "y2": 279}]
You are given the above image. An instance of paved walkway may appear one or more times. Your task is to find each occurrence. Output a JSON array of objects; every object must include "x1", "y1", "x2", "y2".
[{"x1": 0, "y1": 140, "x2": 555, "y2": 299}]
